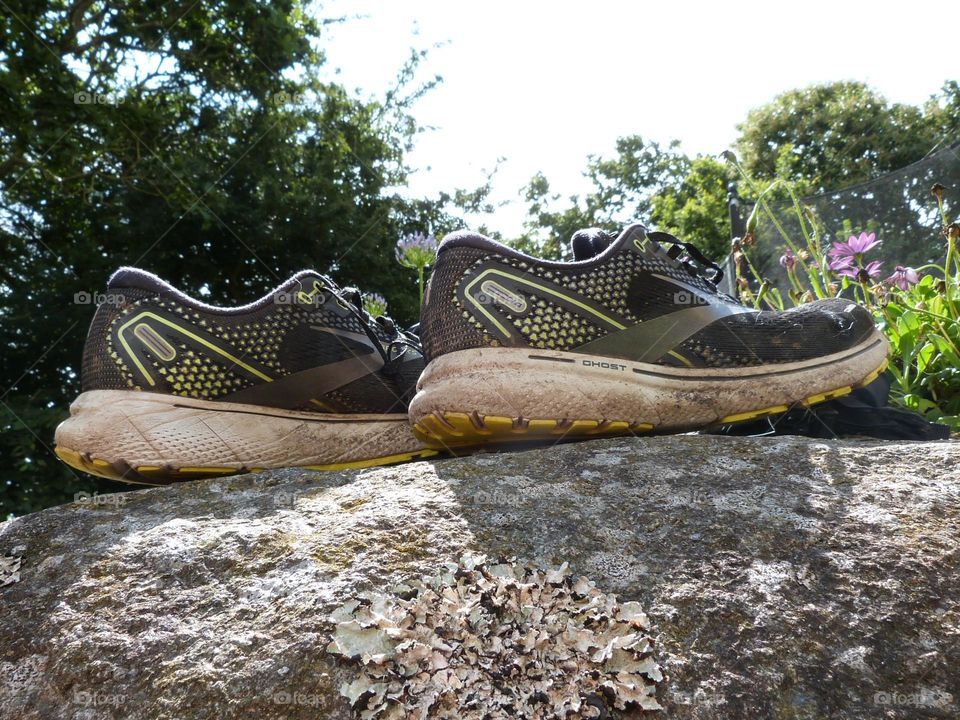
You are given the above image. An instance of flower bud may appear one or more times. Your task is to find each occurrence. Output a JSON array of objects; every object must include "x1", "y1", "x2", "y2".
[{"x1": 745, "y1": 204, "x2": 759, "y2": 235}]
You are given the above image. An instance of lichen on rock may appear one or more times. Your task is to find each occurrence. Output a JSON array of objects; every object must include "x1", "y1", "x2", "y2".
[
  {"x1": 1, "y1": 554, "x2": 21, "y2": 587},
  {"x1": 328, "y1": 553, "x2": 662, "y2": 719}
]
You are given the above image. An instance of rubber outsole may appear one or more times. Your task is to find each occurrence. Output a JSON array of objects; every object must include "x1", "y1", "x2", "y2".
[
  {"x1": 54, "y1": 389, "x2": 438, "y2": 485},
  {"x1": 54, "y1": 445, "x2": 440, "y2": 486},
  {"x1": 412, "y1": 355, "x2": 889, "y2": 451}
]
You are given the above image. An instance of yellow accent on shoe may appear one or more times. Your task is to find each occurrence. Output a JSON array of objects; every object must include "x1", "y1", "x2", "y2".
[
  {"x1": 117, "y1": 311, "x2": 273, "y2": 387},
  {"x1": 415, "y1": 358, "x2": 890, "y2": 448},
  {"x1": 719, "y1": 405, "x2": 790, "y2": 424},
  {"x1": 413, "y1": 411, "x2": 643, "y2": 449},
  {"x1": 464, "y1": 268, "x2": 627, "y2": 340},
  {"x1": 54, "y1": 445, "x2": 439, "y2": 485}
]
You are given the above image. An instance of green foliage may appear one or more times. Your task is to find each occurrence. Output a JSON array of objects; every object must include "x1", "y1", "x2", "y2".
[
  {"x1": 650, "y1": 156, "x2": 734, "y2": 262},
  {"x1": 515, "y1": 137, "x2": 689, "y2": 259},
  {"x1": 517, "y1": 82, "x2": 959, "y2": 264},
  {"x1": 0, "y1": 0, "x2": 457, "y2": 516},
  {"x1": 881, "y1": 275, "x2": 960, "y2": 428},
  {"x1": 731, "y1": 155, "x2": 960, "y2": 431},
  {"x1": 736, "y1": 81, "x2": 944, "y2": 190}
]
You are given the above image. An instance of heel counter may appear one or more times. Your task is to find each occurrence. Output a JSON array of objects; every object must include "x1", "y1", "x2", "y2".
[
  {"x1": 80, "y1": 287, "x2": 154, "y2": 392},
  {"x1": 419, "y1": 245, "x2": 492, "y2": 363}
]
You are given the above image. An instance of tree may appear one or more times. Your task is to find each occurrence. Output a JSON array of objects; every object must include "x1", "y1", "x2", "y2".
[
  {"x1": 650, "y1": 156, "x2": 734, "y2": 262},
  {"x1": 736, "y1": 81, "x2": 941, "y2": 191},
  {"x1": 515, "y1": 136, "x2": 689, "y2": 258},
  {"x1": 737, "y1": 82, "x2": 960, "y2": 275},
  {"x1": 0, "y1": 0, "x2": 452, "y2": 516}
]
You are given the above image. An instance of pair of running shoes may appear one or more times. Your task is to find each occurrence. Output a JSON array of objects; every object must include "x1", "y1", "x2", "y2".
[{"x1": 55, "y1": 223, "x2": 888, "y2": 484}]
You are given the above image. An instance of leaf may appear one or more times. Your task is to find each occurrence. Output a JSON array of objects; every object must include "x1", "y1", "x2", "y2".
[{"x1": 916, "y1": 342, "x2": 937, "y2": 375}]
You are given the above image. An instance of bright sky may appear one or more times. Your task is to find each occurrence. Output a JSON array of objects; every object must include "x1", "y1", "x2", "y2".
[{"x1": 320, "y1": 0, "x2": 959, "y2": 237}]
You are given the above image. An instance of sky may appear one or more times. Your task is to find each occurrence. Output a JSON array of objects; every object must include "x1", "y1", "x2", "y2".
[{"x1": 319, "y1": 0, "x2": 959, "y2": 236}]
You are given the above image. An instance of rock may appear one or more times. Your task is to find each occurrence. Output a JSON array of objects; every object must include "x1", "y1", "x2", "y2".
[{"x1": 1, "y1": 434, "x2": 959, "y2": 719}]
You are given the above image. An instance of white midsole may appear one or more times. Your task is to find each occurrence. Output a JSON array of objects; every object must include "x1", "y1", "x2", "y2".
[
  {"x1": 55, "y1": 390, "x2": 424, "y2": 469},
  {"x1": 409, "y1": 333, "x2": 889, "y2": 430}
]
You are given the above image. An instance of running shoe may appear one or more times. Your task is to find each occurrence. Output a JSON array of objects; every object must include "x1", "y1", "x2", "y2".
[
  {"x1": 55, "y1": 268, "x2": 436, "y2": 484},
  {"x1": 410, "y1": 223, "x2": 888, "y2": 449}
]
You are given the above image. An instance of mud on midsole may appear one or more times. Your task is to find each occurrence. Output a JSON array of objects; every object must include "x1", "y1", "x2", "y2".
[
  {"x1": 55, "y1": 390, "x2": 425, "y2": 469},
  {"x1": 409, "y1": 334, "x2": 890, "y2": 431}
]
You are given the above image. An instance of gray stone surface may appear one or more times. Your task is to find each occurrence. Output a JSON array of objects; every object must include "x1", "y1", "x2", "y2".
[{"x1": 1, "y1": 434, "x2": 959, "y2": 719}]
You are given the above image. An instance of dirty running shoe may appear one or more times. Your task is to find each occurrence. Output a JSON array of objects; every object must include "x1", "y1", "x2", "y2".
[
  {"x1": 55, "y1": 268, "x2": 436, "y2": 484},
  {"x1": 410, "y1": 223, "x2": 889, "y2": 449}
]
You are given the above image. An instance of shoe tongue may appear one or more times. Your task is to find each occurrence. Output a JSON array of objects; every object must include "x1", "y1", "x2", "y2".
[{"x1": 570, "y1": 228, "x2": 614, "y2": 260}]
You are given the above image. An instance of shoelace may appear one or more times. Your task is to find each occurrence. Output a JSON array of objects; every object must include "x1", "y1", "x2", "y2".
[
  {"x1": 315, "y1": 276, "x2": 420, "y2": 376},
  {"x1": 647, "y1": 231, "x2": 725, "y2": 285}
]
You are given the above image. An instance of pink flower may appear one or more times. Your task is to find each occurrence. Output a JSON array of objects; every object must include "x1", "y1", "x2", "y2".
[
  {"x1": 836, "y1": 259, "x2": 883, "y2": 281},
  {"x1": 779, "y1": 249, "x2": 796, "y2": 270},
  {"x1": 827, "y1": 255, "x2": 854, "y2": 273},
  {"x1": 885, "y1": 265, "x2": 919, "y2": 291},
  {"x1": 828, "y1": 231, "x2": 881, "y2": 260}
]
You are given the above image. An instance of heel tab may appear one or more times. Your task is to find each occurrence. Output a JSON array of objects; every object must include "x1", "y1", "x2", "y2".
[
  {"x1": 437, "y1": 230, "x2": 502, "y2": 254},
  {"x1": 107, "y1": 267, "x2": 175, "y2": 294}
]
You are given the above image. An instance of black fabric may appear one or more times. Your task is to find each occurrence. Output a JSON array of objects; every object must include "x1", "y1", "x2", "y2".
[
  {"x1": 571, "y1": 228, "x2": 614, "y2": 260},
  {"x1": 647, "y1": 231, "x2": 724, "y2": 284},
  {"x1": 83, "y1": 268, "x2": 423, "y2": 413},
  {"x1": 710, "y1": 372, "x2": 951, "y2": 441},
  {"x1": 420, "y1": 245, "x2": 492, "y2": 363},
  {"x1": 680, "y1": 298, "x2": 876, "y2": 367}
]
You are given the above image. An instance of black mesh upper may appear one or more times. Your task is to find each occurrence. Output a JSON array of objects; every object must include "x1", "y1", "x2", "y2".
[
  {"x1": 678, "y1": 298, "x2": 876, "y2": 367},
  {"x1": 420, "y1": 229, "x2": 878, "y2": 368},
  {"x1": 81, "y1": 272, "x2": 421, "y2": 413},
  {"x1": 81, "y1": 287, "x2": 159, "y2": 393},
  {"x1": 420, "y1": 246, "x2": 492, "y2": 362}
]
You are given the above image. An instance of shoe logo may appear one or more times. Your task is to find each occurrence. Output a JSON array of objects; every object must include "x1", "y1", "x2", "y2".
[
  {"x1": 478, "y1": 279, "x2": 527, "y2": 313},
  {"x1": 459, "y1": 259, "x2": 758, "y2": 365},
  {"x1": 115, "y1": 310, "x2": 390, "y2": 408},
  {"x1": 116, "y1": 311, "x2": 272, "y2": 388},
  {"x1": 462, "y1": 263, "x2": 627, "y2": 341},
  {"x1": 132, "y1": 323, "x2": 177, "y2": 361},
  {"x1": 297, "y1": 279, "x2": 327, "y2": 305}
]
